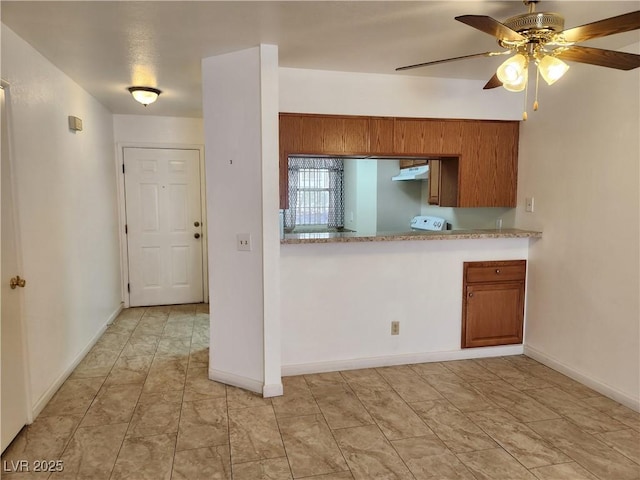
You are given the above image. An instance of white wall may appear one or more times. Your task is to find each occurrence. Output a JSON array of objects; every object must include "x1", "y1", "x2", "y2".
[
  {"x1": 420, "y1": 190, "x2": 514, "y2": 230},
  {"x1": 377, "y1": 161, "x2": 422, "y2": 232},
  {"x1": 344, "y1": 159, "x2": 377, "y2": 234},
  {"x1": 516, "y1": 46, "x2": 640, "y2": 408},
  {"x1": 203, "y1": 45, "x2": 282, "y2": 397},
  {"x1": 113, "y1": 114, "x2": 203, "y2": 145},
  {"x1": 1, "y1": 26, "x2": 122, "y2": 414},
  {"x1": 280, "y1": 67, "x2": 522, "y2": 119},
  {"x1": 343, "y1": 160, "x2": 358, "y2": 231}
]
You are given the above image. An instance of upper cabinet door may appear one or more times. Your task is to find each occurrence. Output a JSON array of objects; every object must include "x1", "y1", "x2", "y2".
[
  {"x1": 280, "y1": 114, "x2": 303, "y2": 153},
  {"x1": 394, "y1": 119, "x2": 427, "y2": 154},
  {"x1": 343, "y1": 118, "x2": 369, "y2": 154},
  {"x1": 298, "y1": 115, "x2": 369, "y2": 155},
  {"x1": 369, "y1": 117, "x2": 395, "y2": 155},
  {"x1": 459, "y1": 121, "x2": 518, "y2": 207},
  {"x1": 300, "y1": 116, "x2": 328, "y2": 152},
  {"x1": 394, "y1": 119, "x2": 467, "y2": 155}
]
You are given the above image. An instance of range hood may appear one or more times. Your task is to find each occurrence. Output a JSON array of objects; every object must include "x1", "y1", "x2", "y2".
[{"x1": 392, "y1": 165, "x2": 429, "y2": 181}]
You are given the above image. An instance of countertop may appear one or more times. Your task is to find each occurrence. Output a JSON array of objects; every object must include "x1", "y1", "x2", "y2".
[{"x1": 281, "y1": 228, "x2": 542, "y2": 244}]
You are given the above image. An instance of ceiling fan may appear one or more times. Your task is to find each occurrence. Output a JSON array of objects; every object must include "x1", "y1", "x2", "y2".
[{"x1": 396, "y1": 1, "x2": 640, "y2": 118}]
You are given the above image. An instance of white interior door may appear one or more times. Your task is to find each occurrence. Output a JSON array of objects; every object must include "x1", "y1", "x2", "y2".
[
  {"x1": 1, "y1": 87, "x2": 30, "y2": 452},
  {"x1": 124, "y1": 147, "x2": 204, "y2": 307}
]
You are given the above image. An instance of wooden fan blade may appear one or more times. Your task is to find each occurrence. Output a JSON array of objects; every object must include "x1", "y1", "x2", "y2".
[
  {"x1": 396, "y1": 51, "x2": 506, "y2": 72},
  {"x1": 483, "y1": 74, "x2": 502, "y2": 90},
  {"x1": 554, "y1": 45, "x2": 640, "y2": 70},
  {"x1": 455, "y1": 15, "x2": 526, "y2": 42},
  {"x1": 560, "y1": 10, "x2": 640, "y2": 43}
]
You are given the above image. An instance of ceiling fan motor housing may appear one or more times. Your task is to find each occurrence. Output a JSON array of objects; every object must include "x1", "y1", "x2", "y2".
[{"x1": 504, "y1": 12, "x2": 565, "y2": 37}]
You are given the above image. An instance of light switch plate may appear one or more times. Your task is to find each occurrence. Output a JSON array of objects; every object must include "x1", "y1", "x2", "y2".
[{"x1": 525, "y1": 197, "x2": 535, "y2": 213}]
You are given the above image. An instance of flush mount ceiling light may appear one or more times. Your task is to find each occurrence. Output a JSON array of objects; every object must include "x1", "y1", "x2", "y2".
[
  {"x1": 128, "y1": 86, "x2": 162, "y2": 106},
  {"x1": 396, "y1": 0, "x2": 640, "y2": 120}
]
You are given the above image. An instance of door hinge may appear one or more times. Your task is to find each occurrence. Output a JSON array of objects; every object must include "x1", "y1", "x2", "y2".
[
  {"x1": 122, "y1": 164, "x2": 125, "y2": 174},
  {"x1": 125, "y1": 224, "x2": 128, "y2": 234},
  {"x1": 127, "y1": 283, "x2": 130, "y2": 293}
]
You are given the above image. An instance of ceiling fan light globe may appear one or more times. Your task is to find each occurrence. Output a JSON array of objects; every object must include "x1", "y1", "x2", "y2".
[
  {"x1": 496, "y1": 54, "x2": 528, "y2": 84},
  {"x1": 538, "y1": 56, "x2": 569, "y2": 85},
  {"x1": 502, "y1": 69, "x2": 528, "y2": 92}
]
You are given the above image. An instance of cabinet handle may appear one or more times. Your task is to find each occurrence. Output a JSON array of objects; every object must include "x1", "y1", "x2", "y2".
[
  {"x1": 495, "y1": 269, "x2": 501, "y2": 274},
  {"x1": 468, "y1": 292, "x2": 474, "y2": 298}
]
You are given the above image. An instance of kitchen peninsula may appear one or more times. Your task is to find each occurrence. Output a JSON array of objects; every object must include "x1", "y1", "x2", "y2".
[{"x1": 280, "y1": 233, "x2": 540, "y2": 375}]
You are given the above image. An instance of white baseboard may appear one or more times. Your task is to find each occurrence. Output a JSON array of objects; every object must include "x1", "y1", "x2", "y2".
[
  {"x1": 209, "y1": 368, "x2": 264, "y2": 396},
  {"x1": 31, "y1": 303, "x2": 124, "y2": 419},
  {"x1": 524, "y1": 345, "x2": 640, "y2": 413},
  {"x1": 281, "y1": 344, "x2": 524, "y2": 377},
  {"x1": 107, "y1": 302, "x2": 125, "y2": 325}
]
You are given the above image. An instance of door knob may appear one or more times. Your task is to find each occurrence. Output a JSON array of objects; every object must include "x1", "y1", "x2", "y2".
[
  {"x1": 194, "y1": 233, "x2": 201, "y2": 239},
  {"x1": 10, "y1": 276, "x2": 26, "y2": 289},
  {"x1": 194, "y1": 221, "x2": 200, "y2": 227}
]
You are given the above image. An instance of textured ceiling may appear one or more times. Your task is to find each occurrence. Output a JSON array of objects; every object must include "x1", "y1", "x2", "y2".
[{"x1": 2, "y1": 1, "x2": 638, "y2": 117}]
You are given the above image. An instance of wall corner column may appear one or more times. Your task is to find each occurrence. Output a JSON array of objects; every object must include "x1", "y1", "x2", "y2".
[{"x1": 202, "y1": 45, "x2": 282, "y2": 397}]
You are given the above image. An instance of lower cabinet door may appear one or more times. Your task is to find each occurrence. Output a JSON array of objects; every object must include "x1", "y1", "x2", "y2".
[{"x1": 462, "y1": 282, "x2": 524, "y2": 348}]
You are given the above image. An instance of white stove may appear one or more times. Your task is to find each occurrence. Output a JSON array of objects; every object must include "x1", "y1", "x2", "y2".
[{"x1": 410, "y1": 215, "x2": 447, "y2": 231}]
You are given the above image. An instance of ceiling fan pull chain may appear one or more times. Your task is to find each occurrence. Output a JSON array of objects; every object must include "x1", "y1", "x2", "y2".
[
  {"x1": 522, "y1": 73, "x2": 529, "y2": 121},
  {"x1": 533, "y1": 67, "x2": 540, "y2": 111}
]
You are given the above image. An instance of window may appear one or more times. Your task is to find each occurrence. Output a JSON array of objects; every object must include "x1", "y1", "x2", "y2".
[{"x1": 285, "y1": 157, "x2": 344, "y2": 231}]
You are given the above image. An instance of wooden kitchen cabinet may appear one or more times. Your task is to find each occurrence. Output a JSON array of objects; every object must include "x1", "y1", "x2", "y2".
[
  {"x1": 369, "y1": 117, "x2": 395, "y2": 154},
  {"x1": 394, "y1": 119, "x2": 464, "y2": 155},
  {"x1": 279, "y1": 113, "x2": 519, "y2": 209},
  {"x1": 296, "y1": 114, "x2": 370, "y2": 154},
  {"x1": 400, "y1": 159, "x2": 416, "y2": 168},
  {"x1": 427, "y1": 159, "x2": 440, "y2": 205},
  {"x1": 461, "y1": 260, "x2": 526, "y2": 348},
  {"x1": 279, "y1": 114, "x2": 304, "y2": 209},
  {"x1": 457, "y1": 121, "x2": 519, "y2": 207},
  {"x1": 393, "y1": 118, "x2": 423, "y2": 154},
  {"x1": 399, "y1": 158, "x2": 429, "y2": 168},
  {"x1": 393, "y1": 118, "x2": 518, "y2": 208}
]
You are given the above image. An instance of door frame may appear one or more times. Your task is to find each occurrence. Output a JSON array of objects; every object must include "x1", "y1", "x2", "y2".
[{"x1": 115, "y1": 143, "x2": 208, "y2": 308}]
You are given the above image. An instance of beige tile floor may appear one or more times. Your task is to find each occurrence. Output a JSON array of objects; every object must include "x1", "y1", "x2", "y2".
[{"x1": 2, "y1": 304, "x2": 639, "y2": 479}]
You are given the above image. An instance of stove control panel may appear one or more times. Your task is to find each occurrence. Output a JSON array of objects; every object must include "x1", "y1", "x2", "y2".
[{"x1": 410, "y1": 215, "x2": 447, "y2": 231}]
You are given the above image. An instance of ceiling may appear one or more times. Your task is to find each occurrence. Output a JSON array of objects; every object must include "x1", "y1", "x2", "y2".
[{"x1": 2, "y1": 1, "x2": 638, "y2": 117}]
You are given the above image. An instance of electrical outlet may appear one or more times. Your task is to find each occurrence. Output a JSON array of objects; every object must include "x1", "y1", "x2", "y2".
[
  {"x1": 391, "y1": 321, "x2": 400, "y2": 335},
  {"x1": 237, "y1": 233, "x2": 251, "y2": 251},
  {"x1": 525, "y1": 197, "x2": 535, "y2": 213}
]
